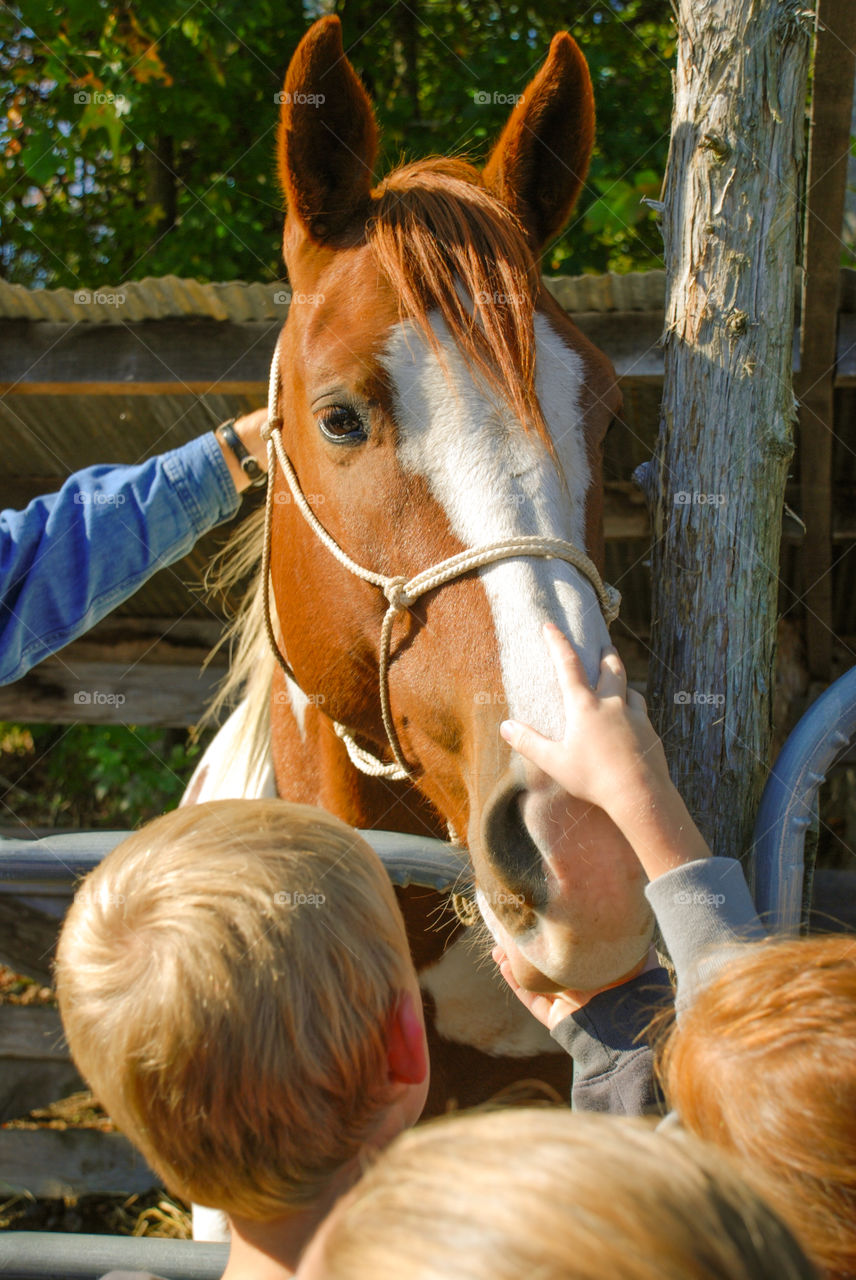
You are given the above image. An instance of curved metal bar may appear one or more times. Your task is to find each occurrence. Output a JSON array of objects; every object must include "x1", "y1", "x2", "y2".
[
  {"x1": 0, "y1": 1231, "x2": 227, "y2": 1280},
  {"x1": 0, "y1": 828, "x2": 462, "y2": 899},
  {"x1": 751, "y1": 664, "x2": 856, "y2": 931}
]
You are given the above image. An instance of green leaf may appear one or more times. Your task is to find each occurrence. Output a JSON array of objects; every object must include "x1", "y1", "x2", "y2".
[
  {"x1": 22, "y1": 129, "x2": 62, "y2": 185},
  {"x1": 78, "y1": 97, "x2": 128, "y2": 158}
]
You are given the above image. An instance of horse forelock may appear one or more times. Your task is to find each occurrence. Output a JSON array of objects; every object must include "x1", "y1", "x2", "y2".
[{"x1": 367, "y1": 157, "x2": 553, "y2": 454}]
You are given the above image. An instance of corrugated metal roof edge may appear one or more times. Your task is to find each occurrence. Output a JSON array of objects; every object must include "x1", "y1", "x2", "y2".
[
  {"x1": 6, "y1": 266, "x2": 851, "y2": 325},
  {"x1": 0, "y1": 271, "x2": 669, "y2": 325}
]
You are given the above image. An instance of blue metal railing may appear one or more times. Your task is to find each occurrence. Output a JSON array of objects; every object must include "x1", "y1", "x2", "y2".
[{"x1": 752, "y1": 664, "x2": 856, "y2": 930}]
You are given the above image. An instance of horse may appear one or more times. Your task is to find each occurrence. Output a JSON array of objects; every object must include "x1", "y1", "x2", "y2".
[{"x1": 185, "y1": 15, "x2": 654, "y2": 1113}]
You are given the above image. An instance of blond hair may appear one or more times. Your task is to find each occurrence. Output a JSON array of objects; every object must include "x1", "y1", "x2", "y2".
[
  {"x1": 658, "y1": 934, "x2": 856, "y2": 1279},
  {"x1": 55, "y1": 799, "x2": 414, "y2": 1220},
  {"x1": 308, "y1": 1109, "x2": 816, "y2": 1280}
]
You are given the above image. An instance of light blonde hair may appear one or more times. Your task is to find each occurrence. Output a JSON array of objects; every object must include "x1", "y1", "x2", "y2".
[
  {"x1": 657, "y1": 934, "x2": 856, "y2": 1280},
  {"x1": 307, "y1": 1109, "x2": 817, "y2": 1280},
  {"x1": 55, "y1": 799, "x2": 415, "y2": 1221}
]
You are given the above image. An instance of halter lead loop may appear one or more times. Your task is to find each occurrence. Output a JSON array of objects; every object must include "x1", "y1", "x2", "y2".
[{"x1": 261, "y1": 344, "x2": 620, "y2": 782}]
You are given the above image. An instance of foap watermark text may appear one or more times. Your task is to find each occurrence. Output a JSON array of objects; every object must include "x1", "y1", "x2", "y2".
[
  {"x1": 673, "y1": 691, "x2": 725, "y2": 707},
  {"x1": 74, "y1": 690, "x2": 126, "y2": 707},
  {"x1": 674, "y1": 491, "x2": 727, "y2": 507}
]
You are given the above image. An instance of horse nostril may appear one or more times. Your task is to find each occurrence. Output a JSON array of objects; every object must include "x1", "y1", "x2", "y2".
[{"x1": 481, "y1": 782, "x2": 548, "y2": 911}]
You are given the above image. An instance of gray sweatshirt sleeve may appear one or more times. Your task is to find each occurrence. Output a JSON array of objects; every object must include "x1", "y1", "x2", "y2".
[
  {"x1": 645, "y1": 857, "x2": 766, "y2": 1014},
  {"x1": 551, "y1": 857, "x2": 764, "y2": 1113}
]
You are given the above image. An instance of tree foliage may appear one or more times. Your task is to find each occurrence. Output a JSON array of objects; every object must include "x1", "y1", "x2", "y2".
[
  {"x1": 0, "y1": 721, "x2": 207, "y2": 827},
  {"x1": 3, "y1": 0, "x2": 674, "y2": 287}
]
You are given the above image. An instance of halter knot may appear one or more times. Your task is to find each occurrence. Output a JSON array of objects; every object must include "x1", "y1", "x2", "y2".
[
  {"x1": 383, "y1": 577, "x2": 411, "y2": 611},
  {"x1": 261, "y1": 416, "x2": 282, "y2": 443}
]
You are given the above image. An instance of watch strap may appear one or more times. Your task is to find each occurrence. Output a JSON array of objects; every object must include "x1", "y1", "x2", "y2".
[{"x1": 218, "y1": 419, "x2": 266, "y2": 486}]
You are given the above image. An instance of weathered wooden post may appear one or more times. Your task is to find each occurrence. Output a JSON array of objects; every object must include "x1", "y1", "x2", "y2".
[{"x1": 638, "y1": 0, "x2": 812, "y2": 861}]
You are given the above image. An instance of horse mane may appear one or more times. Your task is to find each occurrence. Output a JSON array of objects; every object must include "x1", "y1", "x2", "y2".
[
  {"x1": 200, "y1": 507, "x2": 274, "y2": 763},
  {"x1": 368, "y1": 156, "x2": 550, "y2": 444},
  {"x1": 205, "y1": 156, "x2": 551, "y2": 728}
]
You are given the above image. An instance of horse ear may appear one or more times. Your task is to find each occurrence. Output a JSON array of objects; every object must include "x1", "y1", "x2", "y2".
[
  {"x1": 483, "y1": 32, "x2": 594, "y2": 253},
  {"x1": 277, "y1": 16, "x2": 378, "y2": 242}
]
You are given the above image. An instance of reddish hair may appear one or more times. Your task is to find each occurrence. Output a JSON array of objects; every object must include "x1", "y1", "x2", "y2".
[
  {"x1": 367, "y1": 157, "x2": 551, "y2": 446},
  {"x1": 658, "y1": 934, "x2": 856, "y2": 1279}
]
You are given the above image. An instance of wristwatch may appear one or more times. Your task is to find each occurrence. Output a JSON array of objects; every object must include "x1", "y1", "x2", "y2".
[{"x1": 217, "y1": 419, "x2": 266, "y2": 487}]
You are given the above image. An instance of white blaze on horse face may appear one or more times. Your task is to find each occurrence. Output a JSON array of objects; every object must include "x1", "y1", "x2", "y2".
[{"x1": 383, "y1": 312, "x2": 610, "y2": 743}]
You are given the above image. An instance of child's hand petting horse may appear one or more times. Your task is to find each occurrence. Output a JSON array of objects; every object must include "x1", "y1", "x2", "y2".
[
  {"x1": 491, "y1": 940, "x2": 661, "y2": 1026},
  {"x1": 500, "y1": 623, "x2": 664, "y2": 808},
  {"x1": 500, "y1": 623, "x2": 711, "y2": 881},
  {"x1": 492, "y1": 942, "x2": 590, "y2": 1026}
]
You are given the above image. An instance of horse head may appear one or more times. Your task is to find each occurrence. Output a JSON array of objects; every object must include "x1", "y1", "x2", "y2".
[{"x1": 264, "y1": 16, "x2": 653, "y2": 993}]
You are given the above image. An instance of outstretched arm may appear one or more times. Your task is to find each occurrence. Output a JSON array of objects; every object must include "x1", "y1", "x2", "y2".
[
  {"x1": 0, "y1": 410, "x2": 268, "y2": 685},
  {"x1": 494, "y1": 625, "x2": 762, "y2": 1114},
  {"x1": 500, "y1": 624, "x2": 762, "y2": 1000}
]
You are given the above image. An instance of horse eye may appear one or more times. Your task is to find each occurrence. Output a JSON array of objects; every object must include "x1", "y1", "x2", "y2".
[{"x1": 317, "y1": 405, "x2": 368, "y2": 444}]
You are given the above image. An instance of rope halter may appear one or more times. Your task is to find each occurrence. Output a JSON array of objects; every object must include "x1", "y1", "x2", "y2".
[{"x1": 260, "y1": 344, "x2": 620, "y2": 782}]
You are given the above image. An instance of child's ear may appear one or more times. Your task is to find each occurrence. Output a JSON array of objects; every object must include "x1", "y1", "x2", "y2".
[{"x1": 385, "y1": 990, "x2": 428, "y2": 1086}]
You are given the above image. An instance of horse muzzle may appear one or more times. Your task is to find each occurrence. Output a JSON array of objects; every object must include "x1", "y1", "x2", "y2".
[{"x1": 477, "y1": 764, "x2": 655, "y2": 991}]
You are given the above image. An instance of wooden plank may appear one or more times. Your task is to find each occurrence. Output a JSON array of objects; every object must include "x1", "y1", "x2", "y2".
[
  {"x1": 0, "y1": 898, "x2": 60, "y2": 983},
  {"x1": 3, "y1": 310, "x2": 856, "y2": 392},
  {"x1": 797, "y1": 0, "x2": 856, "y2": 682},
  {"x1": 0, "y1": 1128, "x2": 158, "y2": 1197},
  {"x1": 602, "y1": 482, "x2": 650, "y2": 538},
  {"x1": 0, "y1": 313, "x2": 667, "y2": 392},
  {"x1": 0, "y1": 657, "x2": 227, "y2": 726},
  {"x1": 0, "y1": 1005, "x2": 68, "y2": 1059},
  {"x1": 50, "y1": 615, "x2": 226, "y2": 662},
  {"x1": 0, "y1": 1009, "x2": 84, "y2": 1123},
  {"x1": 4, "y1": 380, "x2": 270, "y2": 396},
  {"x1": 0, "y1": 616, "x2": 229, "y2": 723},
  {"x1": 0, "y1": 1060, "x2": 85, "y2": 1124},
  {"x1": 0, "y1": 319, "x2": 280, "y2": 395},
  {"x1": 571, "y1": 311, "x2": 664, "y2": 380},
  {"x1": 833, "y1": 313, "x2": 856, "y2": 383}
]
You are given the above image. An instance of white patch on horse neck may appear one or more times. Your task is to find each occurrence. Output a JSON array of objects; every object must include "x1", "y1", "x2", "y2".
[
  {"x1": 419, "y1": 933, "x2": 561, "y2": 1057},
  {"x1": 382, "y1": 312, "x2": 610, "y2": 742},
  {"x1": 284, "y1": 674, "x2": 311, "y2": 740}
]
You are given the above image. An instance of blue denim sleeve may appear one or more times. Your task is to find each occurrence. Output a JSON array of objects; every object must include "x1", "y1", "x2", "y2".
[{"x1": 0, "y1": 433, "x2": 239, "y2": 684}]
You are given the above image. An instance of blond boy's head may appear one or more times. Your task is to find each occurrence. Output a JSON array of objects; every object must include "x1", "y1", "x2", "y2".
[{"x1": 55, "y1": 799, "x2": 419, "y2": 1221}]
